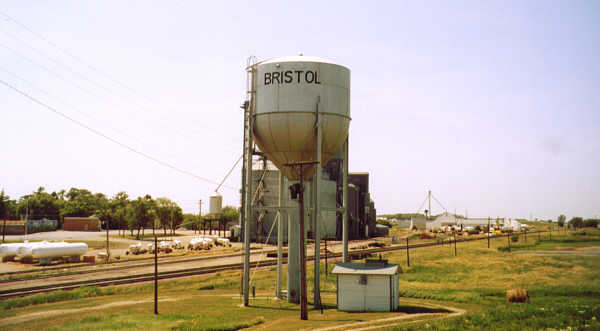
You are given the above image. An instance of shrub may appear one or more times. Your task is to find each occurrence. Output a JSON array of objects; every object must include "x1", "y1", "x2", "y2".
[{"x1": 420, "y1": 232, "x2": 435, "y2": 240}]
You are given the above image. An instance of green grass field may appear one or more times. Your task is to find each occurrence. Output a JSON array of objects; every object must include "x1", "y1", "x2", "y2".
[{"x1": 0, "y1": 228, "x2": 598, "y2": 330}]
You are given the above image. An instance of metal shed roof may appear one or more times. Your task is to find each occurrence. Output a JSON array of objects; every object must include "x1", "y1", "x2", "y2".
[{"x1": 332, "y1": 262, "x2": 398, "y2": 275}]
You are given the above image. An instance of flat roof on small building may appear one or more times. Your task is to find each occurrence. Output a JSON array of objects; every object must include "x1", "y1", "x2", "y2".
[{"x1": 332, "y1": 262, "x2": 399, "y2": 275}]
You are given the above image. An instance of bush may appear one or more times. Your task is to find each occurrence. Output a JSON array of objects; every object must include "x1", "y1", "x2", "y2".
[
  {"x1": 511, "y1": 234, "x2": 519, "y2": 243},
  {"x1": 420, "y1": 232, "x2": 435, "y2": 240},
  {"x1": 583, "y1": 219, "x2": 599, "y2": 228},
  {"x1": 376, "y1": 219, "x2": 393, "y2": 228},
  {"x1": 467, "y1": 229, "x2": 479, "y2": 235}
]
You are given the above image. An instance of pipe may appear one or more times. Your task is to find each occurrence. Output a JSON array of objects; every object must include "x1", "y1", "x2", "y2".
[
  {"x1": 313, "y1": 100, "x2": 322, "y2": 308},
  {"x1": 342, "y1": 138, "x2": 349, "y2": 262},
  {"x1": 277, "y1": 172, "x2": 284, "y2": 299}
]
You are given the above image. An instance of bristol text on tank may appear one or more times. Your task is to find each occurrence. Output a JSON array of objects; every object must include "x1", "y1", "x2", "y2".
[{"x1": 264, "y1": 70, "x2": 322, "y2": 85}]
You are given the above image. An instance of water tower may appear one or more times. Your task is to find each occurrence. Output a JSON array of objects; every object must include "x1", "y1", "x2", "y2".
[{"x1": 241, "y1": 55, "x2": 351, "y2": 318}]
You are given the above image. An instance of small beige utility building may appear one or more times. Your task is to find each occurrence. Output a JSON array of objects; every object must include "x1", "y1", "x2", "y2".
[{"x1": 332, "y1": 260, "x2": 400, "y2": 312}]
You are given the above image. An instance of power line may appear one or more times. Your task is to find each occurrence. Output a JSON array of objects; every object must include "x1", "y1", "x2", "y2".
[
  {"x1": 0, "y1": 26, "x2": 114, "y2": 94},
  {"x1": 0, "y1": 41, "x2": 103, "y2": 99},
  {"x1": 215, "y1": 155, "x2": 243, "y2": 193},
  {"x1": 0, "y1": 37, "x2": 241, "y2": 157},
  {"x1": 431, "y1": 193, "x2": 447, "y2": 212},
  {"x1": 0, "y1": 10, "x2": 226, "y2": 138},
  {"x1": 0, "y1": 10, "x2": 244, "y2": 189},
  {"x1": 1, "y1": 78, "x2": 238, "y2": 191},
  {"x1": 0, "y1": 10, "x2": 133, "y2": 94},
  {"x1": 0, "y1": 65, "x2": 152, "y2": 150},
  {"x1": 416, "y1": 195, "x2": 428, "y2": 214}
]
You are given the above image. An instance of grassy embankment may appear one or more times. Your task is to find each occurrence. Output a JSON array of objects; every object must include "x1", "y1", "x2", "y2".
[{"x1": 0, "y1": 228, "x2": 598, "y2": 330}]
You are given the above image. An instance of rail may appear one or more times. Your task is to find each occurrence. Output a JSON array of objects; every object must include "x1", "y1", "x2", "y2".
[{"x1": 0, "y1": 230, "x2": 550, "y2": 299}]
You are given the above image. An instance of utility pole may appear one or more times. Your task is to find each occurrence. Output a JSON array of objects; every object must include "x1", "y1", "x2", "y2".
[
  {"x1": 487, "y1": 217, "x2": 490, "y2": 249},
  {"x1": 285, "y1": 161, "x2": 318, "y2": 321},
  {"x1": 299, "y1": 174, "x2": 308, "y2": 321},
  {"x1": 454, "y1": 231, "x2": 457, "y2": 256},
  {"x1": 106, "y1": 218, "x2": 110, "y2": 263},
  {"x1": 428, "y1": 190, "x2": 431, "y2": 220},
  {"x1": 198, "y1": 200, "x2": 202, "y2": 235},
  {"x1": 2, "y1": 212, "x2": 8, "y2": 243},
  {"x1": 154, "y1": 235, "x2": 158, "y2": 315},
  {"x1": 406, "y1": 237, "x2": 410, "y2": 267},
  {"x1": 325, "y1": 238, "x2": 328, "y2": 276}
]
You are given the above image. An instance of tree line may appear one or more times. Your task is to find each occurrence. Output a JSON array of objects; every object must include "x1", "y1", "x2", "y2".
[
  {"x1": 557, "y1": 214, "x2": 599, "y2": 229},
  {"x1": 0, "y1": 187, "x2": 239, "y2": 239}
]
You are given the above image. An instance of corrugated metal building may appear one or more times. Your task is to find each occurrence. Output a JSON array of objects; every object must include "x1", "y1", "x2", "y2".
[
  {"x1": 244, "y1": 156, "x2": 378, "y2": 243},
  {"x1": 332, "y1": 261, "x2": 400, "y2": 312}
]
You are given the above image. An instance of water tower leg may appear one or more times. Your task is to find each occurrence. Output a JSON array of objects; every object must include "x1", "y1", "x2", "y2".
[
  {"x1": 242, "y1": 121, "x2": 253, "y2": 307},
  {"x1": 313, "y1": 107, "x2": 322, "y2": 308},
  {"x1": 342, "y1": 138, "x2": 349, "y2": 262},
  {"x1": 276, "y1": 173, "x2": 284, "y2": 299}
]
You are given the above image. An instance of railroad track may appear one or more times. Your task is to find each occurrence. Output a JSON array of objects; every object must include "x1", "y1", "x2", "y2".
[
  {"x1": 0, "y1": 230, "x2": 547, "y2": 299},
  {"x1": 0, "y1": 251, "x2": 260, "y2": 284}
]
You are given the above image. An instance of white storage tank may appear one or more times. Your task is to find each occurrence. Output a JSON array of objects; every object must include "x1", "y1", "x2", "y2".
[
  {"x1": 31, "y1": 243, "x2": 88, "y2": 259},
  {"x1": 253, "y1": 55, "x2": 350, "y2": 180},
  {"x1": 209, "y1": 194, "x2": 223, "y2": 215}
]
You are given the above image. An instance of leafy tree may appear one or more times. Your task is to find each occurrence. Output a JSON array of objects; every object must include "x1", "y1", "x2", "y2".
[
  {"x1": 61, "y1": 188, "x2": 108, "y2": 219},
  {"x1": 182, "y1": 213, "x2": 200, "y2": 232},
  {"x1": 569, "y1": 217, "x2": 584, "y2": 229},
  {"x1": 111, "y1": 192, "x2": 130, "y2": 235},
  {"x1": 557, "y1": 215, "x2": 566, "y2": 228},
  {"x1": 0, "y1": 190, "x2": 9, "y2": 219},
  {"x1": 583, "y1": 218, "x2": 599, "y2": 228},
  {"x1": 16, "y1": 187, "x2": 62, "y2": 221},
  {"x1": 376, "y1": 219, "x2": 393, "y2": 228},
  {"x1": 127, "y1": 195, "x2": 155, "y2": 239},
  {"x1": 222, "y1": 205, "x2": 240, "y2": 223},
  {"x1": 155, "y1": 197, "x2": 182, "y2": 236}
]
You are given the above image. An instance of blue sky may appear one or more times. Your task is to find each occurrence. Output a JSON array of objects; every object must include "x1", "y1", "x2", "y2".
[{"x1": 1, "y1": 1, "x2": 598, "y2": 219}]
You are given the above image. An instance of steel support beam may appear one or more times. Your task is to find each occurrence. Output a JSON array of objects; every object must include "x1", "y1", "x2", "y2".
[
  {"x1": 276, "y1": 172, "x2": 285, "y2": 299},
  {"x1": 342, "y1": 137, "x2": 349, "y2": 262}
]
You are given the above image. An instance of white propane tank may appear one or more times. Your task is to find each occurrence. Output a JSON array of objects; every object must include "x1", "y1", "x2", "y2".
[
  {"x1": 0, "y1": 243, "x2": 26, "y2": 258},
  {"x1": 31, "y1": 243, "x2": 88, "y2": 258},
  {"x1": 17, "y1": 241, "x2": 52, "y2": 258}
]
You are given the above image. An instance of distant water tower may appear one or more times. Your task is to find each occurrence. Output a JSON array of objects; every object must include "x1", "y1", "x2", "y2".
[
  {"x1": 240, "y1": 55, "x2": 351, "y2": 319},
  {"x1": 209, "y1": 194, "x2": 222, "y2": 216}
]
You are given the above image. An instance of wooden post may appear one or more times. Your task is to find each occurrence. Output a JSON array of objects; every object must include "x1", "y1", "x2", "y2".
[
  {"x1": 284, "y1": 160, "x2": 317, "y2": 320},
  {"x1": 2, "y1": 212, "x2": 7, "y2": 243},
  {"x1": 106, "y1": 219, "x2": 110, "y2": 263},
  {"x1": 299, "y1": 170, "x2": 308, "y2": 321},
  {"x1": 487, "y1": 217, "x2": 490, "y2": 249},
  {"x1": 507, "y1": 231, "x2": 511, "y2": 252},
  {"x1": 325, "y1": 238, "x2": 328, "y2": 276},
  {"x1": 406, "y1": 237, "x2": 410, "y2": 267},
  {"x1": 453, "y1": 231, "x2": 457, "y2": 256},
  {"x1": 154, "y1": 235, "x2": 158, "y2": 315}
]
